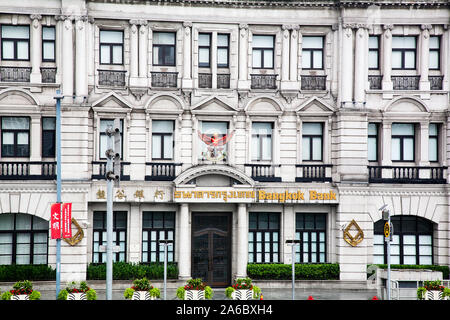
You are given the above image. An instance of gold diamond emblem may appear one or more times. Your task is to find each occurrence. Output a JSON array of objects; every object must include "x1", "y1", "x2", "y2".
[{"x1": 343, "y1": 219, "x2": 364, "y2": 247}]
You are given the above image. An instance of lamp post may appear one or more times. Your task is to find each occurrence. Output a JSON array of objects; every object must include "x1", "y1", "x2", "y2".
[
  {"x1": 159, "y1": 239, "x2": 173, "y2": 300},
  {"x1": 286, "y1": 239, "x2": 301, "y2": 300},
  {"x1": 380, "y1": 204, "x2": 392, "y2": 300}
]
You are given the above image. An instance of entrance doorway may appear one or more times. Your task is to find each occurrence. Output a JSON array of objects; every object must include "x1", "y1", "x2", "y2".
[{"x1": 191, "y1": 212, "x2": 231, "y2": 287}]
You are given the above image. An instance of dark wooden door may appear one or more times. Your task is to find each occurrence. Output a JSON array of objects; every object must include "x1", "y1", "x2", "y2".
[{"x1": 191, "y1": 213, "x2": 231, "y2": 287}]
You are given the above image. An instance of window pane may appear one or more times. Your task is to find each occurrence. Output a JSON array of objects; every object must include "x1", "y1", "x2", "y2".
[
  {"x1": 43, "y1": 118, "x2": 56, "y2": 130},
  {"x1": 261, "y1": 136, "x2": 272, "y2": 160},
  {"x1": 152, "y1": 135, "x2": 161, "y2": 159},
  {"x1": 198, "y1": 33, "x2": 210, "y2": 46},
  {"x1": 100, "y1": 45, "x2": 110, "y2": 64},
  {"x1": 218, "y1": 34, "x2": 229, "y2": 47},
  {"x1": 429, "y1": 137, "x2": 437, "y2": 162},
  {"x1": 217, "y1": 48, "x2": 228, "y2": 66},
  {"x1": 2, "y1": 25, "x2": 29, "y2": 39},
  {"x1": 17, "y1": 132, "x2": 29, "y2": 145},
  {"x1": 403, "y1": 138, "x2": 414, "y2": 161},
  {"x1": 303, "y1": 123, "x2": 322, "y2": 135},
  {"x1": 253, "y1": 35, "x2": 274, "y2": 48},
  {"x1": 391, "y1": 51, "x2": 402, "y2": 69},
  {"x1": 100, "y1": 30, "x2": 123, "y2": 44},
  {"x1": 391, "y1": 138, "x2": 400, "y2": 161},
  {"x1": 252, "y1": 135, "x2": 260, "y2": 161},
  {"x1": 368, "y1": 123, "x2": 378, "y2": 135},
  {"x1": 202, "y1": 121, "x2": 227, "y2": 134},
  {"x1": 302, "y1": 137, "x2": 310, "y2": 161},
  {"x1": 42, "y1": 27, "x2": 55, "y2": 40},
  {"x1": 429, "y1": 123, "x2": 438, "y2": 136},
  {"x1": 263, "y1": 50, "x2": 273, "y2": 68},
  {"x1": 252, "y1": 50, "x2": 261, "y2": 68},
  {"x1": 392, "y1": 36, "x2": 415, "y2": 49},
  {"x1": 199, "y1": 48, "x2": 210, "y2": 66},
  {"x1": 368, "y1": 137, "x2": 377, "y2": 161},
  {"x1": 312, "y1": 137, "x2": 322, "y2": 160},
  {"x1": 301, "y1": 51, "x2": 311, "y2": 69},
  {"x1": 0, "y1": 214, "x2": 14, "y2": 230},
  {"x1": 2, "y1": 41, "x2": 14, "y2": 59},
  {"x1": 2, "y1": 132, "x2": 14, "y2": 145},
  {"x1": 163, "y1": 135, "x2": 173, "y2": 159},
  {"x1": 43, "y1": 42, "x2": 55, "y2": 60},
  {"x1": 252, "y1": 122, "x2": 272, "y2": 134},
  {"x1": 404, "y1": 51, "x2": 415, "y2": 69},
  {"x1": 152, "y1": 120, "x2": 174, "y2": 133},
  {"x1": 368, "y1": 36, "x2": 378, "y2": 49},
  {"x1": 2, "y1": 117, "x2": 29, "y2": 130},
  {"x1": 429, "y1": 36, "x2": 439, "y2": 49},
  {"x1": 154, "y1": 32, "x2": 175, "y2": 45},
  {"x1": 392, "y1": 123, "x2": 414, "y2": 135},
  {"x1": 368, "y1": 51, "x2": 378, "y2": 69},
  {"x1": 112, "y1": 45, "x2": 123, "y2": 64},
  {"x1": 312, "y1": 51, "x2": 323, "y2": 69},
  {"x1": 429, "y1": 51, "x2": 439, "y2": 69},
  {"x1": 303, "y1": 36, "x2": 323, "y2": 49}
]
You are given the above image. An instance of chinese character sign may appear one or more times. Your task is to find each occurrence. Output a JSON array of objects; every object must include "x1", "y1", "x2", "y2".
[
  {"x1": 51, "y1": 203, "x2": 61, "y2": 239},
  {"x1": 62, "y1": 203, "x2": 72, "y2": 239}
]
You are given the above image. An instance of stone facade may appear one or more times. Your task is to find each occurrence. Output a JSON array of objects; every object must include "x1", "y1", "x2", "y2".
[{"x1": 0, "y1": 0, "x2": 448, "y2": 284}]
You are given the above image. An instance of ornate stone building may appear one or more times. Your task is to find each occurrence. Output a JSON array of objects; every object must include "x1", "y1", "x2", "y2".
[{"x1": 0, "y1": 0, "x2": 448, "y2": 287}]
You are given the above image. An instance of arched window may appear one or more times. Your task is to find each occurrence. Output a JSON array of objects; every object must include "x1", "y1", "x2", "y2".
[
  {"x1": 0, "y1": 213, "x2": 48, "y2": 265},
  {"x1": 373, "y1": 216, "x2": 433, "y2": 265}
]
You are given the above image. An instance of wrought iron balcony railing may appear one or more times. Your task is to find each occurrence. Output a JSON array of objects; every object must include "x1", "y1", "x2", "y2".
[
  {"x1": 250, "y1": 74, "x2": 277, "y2": 90},
  {"x1": 244, "y1": 164, "x2": 281, "y2": 182},
  {"x1": 198, "y1": 73, "x2": 212, "y2": 88},
  {"x1": 0, "y1": 67, "x2": 31, "y2": 82},
  {"x1": 368, "y1": 165, "x2": 447, "y2": 184},
  {"x1": 368, "y1": 75, "x2": 382, "y2": 90},
  {"x1": 145, "y1": 162, "x2": 182, "y2": 181},
  {"x1": 301, "y1": 75, "x2": 327, "y2": 91},
  {"x1": 429, "y1": 76, "x2": 443, "y2": 90},
  {"x1": 151, "y1": 72, "x2": 178, "y2": 88},
  {"x1": 392, "y1": 75, "x2": 420, "y2": 90},
  {"x1": 91, "y1": 161, "x2": 130, "y2": 181},
  {"x1": 295, "y1": 164, "x2": 333, "y2": 182},
  {"x1": 98, "y1": 69, "x2": 126, "y2": 87},
  {"x1": 0, "y1": 161, "x2": 56, "y2": 180},
  {"x1": 217, "y1": 74, "x2": 230, "y2": 89},
  {"x1": 41, "y1": 67, "x2": 57, "y2": 84}
]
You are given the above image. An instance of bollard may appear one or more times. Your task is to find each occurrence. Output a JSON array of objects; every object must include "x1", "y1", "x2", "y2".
[{"x1": 307, "y1": 296, "x2": 314, "y2": 300}]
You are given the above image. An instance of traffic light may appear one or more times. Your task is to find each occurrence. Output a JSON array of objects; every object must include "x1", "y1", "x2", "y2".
[{"x1": 113, "y1": 118, "x2": 121, "y2": 187}]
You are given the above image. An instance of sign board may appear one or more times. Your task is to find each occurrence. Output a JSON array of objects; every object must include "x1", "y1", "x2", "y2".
[
  {"x1": 50, "y1": 203, "x2": 61, "y2": 239},
  {"x1": 62, "y1": 203, "x2": 72, "y2": 239}
]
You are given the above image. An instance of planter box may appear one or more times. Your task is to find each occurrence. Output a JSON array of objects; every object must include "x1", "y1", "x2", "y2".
[
  {"x1": 184, "y1": 289, "x2": 205, "y2": 300},
  {"x1": 67, "y1": 292, "x2": 87, "y2": 300},
  {"x1": 424, "y1": 290, "x2": 448, "y2": 300},
  {"x1": 12, "y1": 294, "x2": 29, "y2": 300},
  {"x1": 231, "y1": 289, "x2": 253, "y2": 300},
  {"x1": 131, "y1": 291, "x2": 157, "y2": 300}
]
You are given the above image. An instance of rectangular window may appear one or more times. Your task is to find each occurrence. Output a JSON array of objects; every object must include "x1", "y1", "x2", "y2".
[
  {"x1": 295, "y1": 213, "x2": 326, "y2": 263},
  {"x1": 392, "y1": 36, "x2": 416, "y2": 70},
  {"x1": 302, "y1": 123, "x2": 323, "y2": 161},
  {"x1": 99, "y1": 119, "x2": 123, "y2": 159},
  {"x1": 1, "y1": 25, "x2": 30, "y2": 61},
  {"x1": 153, "y1": 32, "x2": 176, "y2": 66},
  {"x1": 198, "y1": 33, "x2": 211, "y2": 68},
  {"x1": 368, "y1": 123, "x2": 379, "y2": 162},
  {"x1": 368, "y1": 36, "x2": 379, "y2": 70},
  {"x1": 302, "y1": 36, "x2": 324, "y2": 70},
  {"x1": 152, "y1": 120, "x2": 174, "y2": 160},
  {"x1": 391, "y1": 123, "x2": 415, "y2": 161},
  {"x1": 1, "y1": 117, "x2": 30, "y2": 157},
  {"x1": 429, "y1": 123, "x2": 438, "y2": 162},
  {"x1": 99, "y1": 30, "x2": 123, "y2": 65},
  {"x1": 429, "y1": 36, "x2": 440, "y2": 70},
  {"x1": 42, "y1": 26, "x2": 55, "y2": 62},
  {"x1": 217, "y1": 33, "x2": 229, "y2": 68},
  {"x1": 252, "y1": 35, "x2": 274, "y2": 69},
  {"x1": 248, "y1": 212, "x2": 280, "y2": 263},
  {"x1": 42, "y1": 117, "x2": 56, "y2": 157},
  {"x1": 251, "y1": 122, "x2": 273, "y2": 161},
  {"x1": 92, "y1": 211, "x2": 127, "y2": 263},
  {"x1": 142, "y1": 212, "x2": 175, "y2": 263}
]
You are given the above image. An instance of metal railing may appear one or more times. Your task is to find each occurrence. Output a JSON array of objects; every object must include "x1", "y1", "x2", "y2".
[
  {"x1": 392, "y1": 75, "x2": 420, "y2": 90},
  {"x1": 151, "y1": 72, "x2": 178, "y2": 88},
  {"x1": 198, "y1": 73, "x2": 212, "y2": 88},
  {"x1": 368, "y1": 165, "x2": 447, "y2": 184},
  {"x1": 98, "y1": 69, "x2": 126, "y2": 87},
  {"x1": 91, "y1": 161, "x2": 130, "y2": 181},
  {"x1": 301, "y1": 75, "x2": 327, "y2": 90},
  {"x1": 0, "y1": 161, "x2": 56, "y2": 180},
  {"x1": 368, "y1": 75, "x2": 382, "y2": 90},
  {"x1": 429, "y1": 75, "x2": 443, "y2": 90},
  {"x1": 295, "y1": 164, "x2": 333, "y2": 182},
  {"x1": 41, "y1": 67, "x2": 57, "y2": 83},
  {"x1": 145, "y1": 162, "x2": 182, "y2": 181},
  {"x1": 244, "y1": 164, "x2": 281, "y2": 182},
  {"x1": 0, "y1": 66, "x2": 31, "y2": 82},
  {"x1": 250, "y1": 74, "x2": 277, "y2": 90},
  {"x1": 217, "y1": 73, "x2": 230, "y2": 89}
]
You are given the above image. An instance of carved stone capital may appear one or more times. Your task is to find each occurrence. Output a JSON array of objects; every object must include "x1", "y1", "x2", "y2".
[
  {"x1": 29, "y1": 14, "x2": 42, "y2": 21},
  {"x1": 183, "y1": 21, "x2": 192, "y2": 28},
  {"x1": 383, "y1": 24, "x2": 394, "y2": 31},
  {"x1": 239, "y1": 23, "x2": 248, "y2": 30},
  {"x1": 421, "y1": 24, "x2": 432, "y2": 31}
]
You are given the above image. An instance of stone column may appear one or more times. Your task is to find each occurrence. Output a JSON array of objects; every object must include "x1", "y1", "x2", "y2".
[
  {"x1": 382, "y1": 24, "x2": 393, "y2": 91},
  {"x1": 61, "y1": 16, "x2": 74, "y2": 103},
  {"x1": 236, "y1": 203, "x2": 248, "y2": 278},
  {"x1": 341, "y1": 24, "x2": 353, "y2": 107},
  {"x1": 238, "y1": 23, "x2": 250, "y2": 90},
  {"x1": 29, "y1": 116, "x2": 42, "y2": 175},
  {"x1": 182, "y1": 22, "x2": 193, "y2": 89},
  {"x1": 281, "y1": 25, "x2": 290, "y2": 82},
  {"x1": 290, "y1": 26, "x2": 299, "y2": 82},
  {"x1": 381, "y1": 121, "x2": 392, "y2": 179},
  {"x1": 443, "y1": 25, "x2": 449, "y2": 91},
  {"x1": 354, "y1": 25, "x2": 368, "y2": 108},
  {"x1": 138, "y1": 22, "x2": 148, "y2": 79},
  {"x1": 419, "y1": 24, "x2": 431, "y2": 91},
  {"x1": 30, "y1": 14, "x2": 42, "y2": 83},
  {"x1": 178, "y1": 203, "x2": 191, "y2": 280},
  {"x1": 129, "y1": 21, "x2": 139, "y2": 79},
  {"x1": 419, "y1": 122, "x2": 430, "y2": 166},
  {"x1": 75, "y1": 16, "x2": 88, "y2": 103}
]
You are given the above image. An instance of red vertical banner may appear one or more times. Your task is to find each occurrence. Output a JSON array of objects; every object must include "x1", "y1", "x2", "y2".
[
  {"x1": 50, "y1": 203, "x2": 61, "y2": 239},
  {"x1": 62, "y1": 203, "x2": 72, "y2": 239}
]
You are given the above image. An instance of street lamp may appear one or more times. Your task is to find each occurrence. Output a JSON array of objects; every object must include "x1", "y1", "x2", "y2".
[
  {"x1": 380, "y1": 204, "x2": 392, "y2": 300},
  {"x1": 286, "y1": 239, "x2": 301, "y2": 300},
  {"x1": 159, "y1": 239, "x2": 173, "y2": 300}
]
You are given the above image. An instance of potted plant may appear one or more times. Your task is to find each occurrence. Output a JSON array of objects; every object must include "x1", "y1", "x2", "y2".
[
  {"x1": 1, "y1": 280, "x2": 41, "y2": 300},
  {"x1": 225, "y1": 277, "x2": 261, "y2": 300},
  {"x1": 417, "y1": 280, "x2": 450, "y2": 300},
  {"x1": 176, "y1": 278, "x2": 213, "y2": 300},
  {"x1": 123, "y1": 277, "x2": 161, "y2": 300},
  {"x1": 57, "y1": 281, "x2": 97, "y2": 300}
]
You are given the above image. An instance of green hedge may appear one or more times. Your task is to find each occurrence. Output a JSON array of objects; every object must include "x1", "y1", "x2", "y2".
[
  {"x1": 0, "y1": 265, "x2": 56, "y2": 282},
  {"x1": 87, "y1": 262, "x2": 178, "y2": 280},
  {"x1": 370, "y1": 264, "x2": 449, "y2": 279},
  {"x1": 247, "y1": 263, "x2": 340, "y2": 280}
]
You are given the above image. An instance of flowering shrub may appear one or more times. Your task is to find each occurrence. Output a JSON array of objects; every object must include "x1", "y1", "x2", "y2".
[
  {"x1": 417, "y1": 280, "x2": 450, "y2": 300},
  {"x1": 57, "y1": 281, "x2": 97, "y2": 300},
  {"x1": 123, "y1": 277, "x2": 161, "y2": 299},
  {"x1": 225, "y1": 277, "x2": 261, "y2": 299},
  {"x1": 1, "y1": 280, "x2": 40, "y2": 300},
  {"x1": 176, "y1": 278, "x2": 213, "y2": 300}
]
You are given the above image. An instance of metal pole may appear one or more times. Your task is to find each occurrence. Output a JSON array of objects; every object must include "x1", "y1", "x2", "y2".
[
  {"x1": 106, "y1": 126, "x2": 114, "y2": 300},
  {"x1": 291, "y1": 244, "x2": 295, "y2": 300},
  {"x1": 55, "y1": 89, "x2": 62, "y2": 299},
  {"x1": 387, "y1": 213, "x2": 391, "y2": 301},
  {"x1": 163, "y1": 243, "x2": 167, "y2": 300}
]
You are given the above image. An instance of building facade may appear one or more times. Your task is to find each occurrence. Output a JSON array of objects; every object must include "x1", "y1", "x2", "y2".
[{"x1": 0, "y1": 0, "x2": 448, "y2": 286}]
